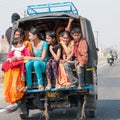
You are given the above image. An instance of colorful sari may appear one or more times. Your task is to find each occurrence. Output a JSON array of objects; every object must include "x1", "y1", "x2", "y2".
[
  {"x1": 58, "y1": 40, "x2": 74, "y2": 87},
  {"x1": 3, "y1": 41, "x2": 32, "y2": 104},
  {"x1": 58, "y1": 62, "x2": 70, "y2": 87},
  {"x1": 4, "y1": 68, "x2": 25, "y2": 104}
]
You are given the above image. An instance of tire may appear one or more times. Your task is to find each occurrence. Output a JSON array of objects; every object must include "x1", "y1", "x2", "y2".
[
  {"x1": 20, "y1": 108, "x2": 29, "y2": 119},
  {"x1": 110, "y1": 63, "x2": 112, "y2": 66},
  {"x1": 19, "y1": 101, "x2": 29, "y2": 120},
  {"x1": 20, "y1": 113, "x2": 28, "y2": 120}
]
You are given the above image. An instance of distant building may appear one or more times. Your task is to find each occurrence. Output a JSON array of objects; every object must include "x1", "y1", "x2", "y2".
[{"x1": 0, "y1": 36, "x2": 9, "y2": 53}]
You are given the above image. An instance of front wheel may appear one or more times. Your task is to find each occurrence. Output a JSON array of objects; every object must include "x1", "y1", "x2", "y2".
[{"x1": 110, "y1": 62, "x2": 112, "y2": 66}]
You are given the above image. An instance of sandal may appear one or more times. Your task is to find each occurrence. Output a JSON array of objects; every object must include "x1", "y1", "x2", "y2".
[
  {"x1": 38, "y1": 85, "x2": 44, "y2": 91},
  {"x1": 66, "y1": 83, "x2": 72, "y2": 88},
  {"x1": 69, "y1": 84, "x2": 76, "y2": 88},
  {"x1": 55, "y1": 84, "x2": 61, "y2": 90},
  {"x1": 23, "y1": 86, "x2": 31, "y2": 91},
  {"x1": 78, "y1": 86, "x2": 83, "y2": 89},
  {"x1": 45, "y1": 84, "x2": 52, "y2": 90}
]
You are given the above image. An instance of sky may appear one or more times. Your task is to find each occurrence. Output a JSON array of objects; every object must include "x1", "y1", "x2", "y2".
[{"x1": 0, "y1": 0, "x2": 120, "y2": 50}]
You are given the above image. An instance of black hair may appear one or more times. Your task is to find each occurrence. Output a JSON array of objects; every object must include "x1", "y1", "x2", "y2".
[
  {"x1": 14, "y1": 28, "x2": 25, "y2": 40},
  {"x1": 11, "y1": 13, "x2": 20, "y2": 20},
  {"x1": 58, "y1": 30, "x2": 65, "y2": 36},
  {"x1": 71, "y1": 27, "x2": 81, "y2": 34},
  {"x1": 29, "y1": 27, "x2": 43, "y2": 40},
  {"x1": 11, "y1": 13, "x2": 20, "y2": 23},
  {"x1": 12, "y1": 38, "x2": 22, "y2": 46},
  {"x1": 60, "y1": 30, "x2": 71, "y2": 38},
  {"x1": 46, "y1": 31, "x2": 56, "y2": 39},
  {"x1": 46, "y1": 31, "x2": 57, "y2": 45}
]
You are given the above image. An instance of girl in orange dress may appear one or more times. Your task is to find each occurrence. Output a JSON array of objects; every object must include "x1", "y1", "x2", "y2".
[{"x1": 58, "y1": 30, "x2": 74, "y2": 87}]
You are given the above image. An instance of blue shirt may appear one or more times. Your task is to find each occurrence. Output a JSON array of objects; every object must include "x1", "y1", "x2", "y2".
[{"x1": 31, "y1": 41, "x2": 48, "y2": 62}]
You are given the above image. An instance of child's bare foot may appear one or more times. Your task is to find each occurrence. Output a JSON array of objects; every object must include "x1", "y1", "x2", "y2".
[
  {"x1": 21, "y1": 74, "x2": 25, "y2": 81},
  {"x1": 78, "y1": 85, "x2": 83, "y2": 89},
  {"x1": 45, "y1": 84, "x2": 52, "y2": 90},
  {"x1": 23, "y1": 86, "x2": 31, "y2": 91},
  {"x1": 38, "y1": 85, "x2": 44, "y2": 91},
  {"x1": 55, "y1": 84, "x2": 61, "y2": 90}
]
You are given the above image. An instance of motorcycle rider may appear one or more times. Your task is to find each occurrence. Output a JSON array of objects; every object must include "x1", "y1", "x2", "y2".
[{"x1": 107, "y1": 50, "x2": 114, "y2": 63}]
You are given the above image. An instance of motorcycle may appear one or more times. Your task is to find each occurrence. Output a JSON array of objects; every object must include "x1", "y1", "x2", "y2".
[{"x1": 108, "y1": 56, "x2": 114, "y2": 66}]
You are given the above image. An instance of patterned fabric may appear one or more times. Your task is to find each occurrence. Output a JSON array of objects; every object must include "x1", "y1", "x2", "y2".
[
  {"x1": 46, "y1": 59, "x2": 59, "y2": 79},
  {"x1": 58, "y1": 62, "x2": 70, "y2": 86},
  {"x1": 58, "y1": 40, "x2": 74, "y2": 86},
  {"x1": 60, "y1": 40, "x2": 74, "y2": 58}
]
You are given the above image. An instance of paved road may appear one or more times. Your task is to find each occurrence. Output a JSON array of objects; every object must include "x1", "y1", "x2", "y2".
[{"x1": 0, "y1": 60, "x2": 120, "y2": 120}]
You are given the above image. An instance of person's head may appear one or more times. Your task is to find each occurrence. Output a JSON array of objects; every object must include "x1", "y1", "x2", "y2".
[
  {"x1": 61, "y1": 30, "x2": 71, "y2": 45},
  {"x1": 11, "y1": 13, "x2": 20, "y2": 23},
  {"x1": 12, "y1": 38, "x2": 23, "y2": 48},
  {"x1": 14, "y1": 28, "x2": 25, "y2": 40},
  {"x1": 110, "y1": 50, "x2": 112, "y2": 54},
  {"x1": 45, "y1": 31, "x2": 56, "y2": 45},
  {"x1": 28, "y1": 27, "x2": 43, "y2": 41},
  {"x1": 58, "y1": 30, "x2": 64, "y2": 42},
  {"x1": 71, "y1": 27, "x2": 82, "y2": 42}
]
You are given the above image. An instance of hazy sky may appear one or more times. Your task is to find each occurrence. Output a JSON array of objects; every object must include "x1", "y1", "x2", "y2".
[{"x1": 0, "y1": 0, "x2": 120, "y2": 50}]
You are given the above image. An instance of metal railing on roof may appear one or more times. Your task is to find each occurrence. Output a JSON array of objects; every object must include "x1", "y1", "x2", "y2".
[{"x1": 27, "y1": 2, "x2": 78, "y2": 16}]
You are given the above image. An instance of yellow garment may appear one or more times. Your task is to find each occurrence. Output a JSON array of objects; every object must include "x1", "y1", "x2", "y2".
[
  {"x1": 58, "y1": 40, "x2": 74, "y2": 86},
  {"x1": 60, "y1": 40, "x2": 74, "y2": 56},
  {"x1": 24, "y1": 40, "x2": 33, "y2": 55},
  {"x1": 4, "y1": 68, "x2": 25, "y2": 104},
  {"x1": 58, "y1": 63, "x2": 70, "y2": 87}
]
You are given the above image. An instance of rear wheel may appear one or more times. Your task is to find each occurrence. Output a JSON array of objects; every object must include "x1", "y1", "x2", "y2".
[
  {"x1": 19, "y1": 99, "x2": 29, "y2": 120},
  {"x1": 20, "y1": 107, "x2": 29, "y2": 119}
]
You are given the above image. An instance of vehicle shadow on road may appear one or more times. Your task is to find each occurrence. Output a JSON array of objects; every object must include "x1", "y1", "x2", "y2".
[
  {"x1": 28, "y1": 100, "x2": 120, "y2": 120},
  {"x1": 28, "y1": 108, "x2": 78, "y2": 120},
  {"x1": 28, "y1": 107, "x2": 96, "y2": 120}
]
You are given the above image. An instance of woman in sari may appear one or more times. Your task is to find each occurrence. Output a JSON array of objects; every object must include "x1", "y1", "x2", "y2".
[
  {"x1": 58, "y1": 30, "x2": 74, "y2": 87},
  {"x1": 2, "y1": 28, "x2": 32, "y2": 104}
]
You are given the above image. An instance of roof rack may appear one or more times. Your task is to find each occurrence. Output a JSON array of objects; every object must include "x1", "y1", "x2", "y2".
[{"x1": 27, "y1": 2, "x2": 78, "y2": 16}]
